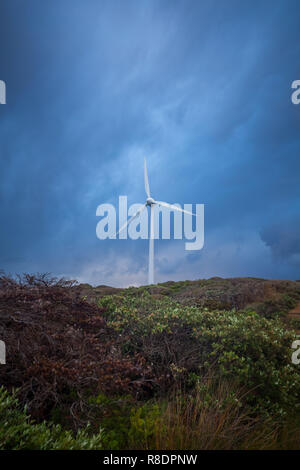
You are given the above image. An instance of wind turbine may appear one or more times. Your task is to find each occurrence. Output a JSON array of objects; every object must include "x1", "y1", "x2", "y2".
[{"x1": 117, "y1": 159, "x2": 196, "y2": 285}]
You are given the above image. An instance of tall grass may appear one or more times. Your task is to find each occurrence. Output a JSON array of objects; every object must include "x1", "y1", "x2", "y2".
[{"x1": 128, "y1": 379, "x2": 299, "y2": 450}]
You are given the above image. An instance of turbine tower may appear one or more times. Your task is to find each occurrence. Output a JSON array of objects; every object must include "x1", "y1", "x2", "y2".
[{"x1": 117, "y1": 159, "x2": 196, "y2": 285}]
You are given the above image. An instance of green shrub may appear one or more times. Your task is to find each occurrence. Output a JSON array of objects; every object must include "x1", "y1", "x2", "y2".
[
  {"x1": 102, "y1": 293, "x2": 300, "y2": 414},
  {"x1": 0, "y1": 387, "x2": 103, "y2": 450},
  {"x1": 86, "y1": 392, "x2": 162, "y2": 450},
  {"x1": 253, "y1": 294, "x2": 299, "y2": 319},
  {"x1": 289, "y1": 318, "x2": 300, "y2": 330},
  {"x1": 87, "y1": 392, "x2": 134, "y2": 449},
  {"x1": 128, "y1": 403, "x2": 161, "y2": 448}
]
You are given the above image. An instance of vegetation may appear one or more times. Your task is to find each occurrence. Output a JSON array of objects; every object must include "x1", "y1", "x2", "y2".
[
  {"x1": 0, "y1": 273, "x2": 299, "y2": 449},
  {"x1": 0, "y1": 386, "x2": 103, "y2": 450}
]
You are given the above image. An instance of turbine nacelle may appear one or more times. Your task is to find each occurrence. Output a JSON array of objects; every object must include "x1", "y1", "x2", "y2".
[{"x1": 146, "y1": 197, "x2": 155, "y2": 206}]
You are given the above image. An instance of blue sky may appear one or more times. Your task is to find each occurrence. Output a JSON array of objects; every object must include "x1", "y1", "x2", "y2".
[{"x1": 0, "y1": 0, "x2": 299, "y2": 286}]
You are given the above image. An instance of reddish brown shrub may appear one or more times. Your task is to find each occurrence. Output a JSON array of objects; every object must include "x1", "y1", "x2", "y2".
[{"x1": 0, "y1": 273, "x2": 155, "y2": 424}]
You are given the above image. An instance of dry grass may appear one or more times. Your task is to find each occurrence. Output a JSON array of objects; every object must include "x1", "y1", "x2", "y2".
[{"x1": 132, "y1": 380, "x2": 300, "y2": 450}]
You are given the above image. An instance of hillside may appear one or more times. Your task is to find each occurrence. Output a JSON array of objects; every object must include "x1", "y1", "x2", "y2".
[
  {"x1": 0, "y1": 273, "x2": 299, "y2": 450},
  {"x1": 75, "y1": 276, "x2": 300, "y2": 320}
]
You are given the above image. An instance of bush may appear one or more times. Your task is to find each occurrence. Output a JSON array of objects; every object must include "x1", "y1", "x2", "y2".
[
  {"x1": 0, "y1": 386, "x2": 103, "y2": 450},
  {"x1": 0, "y1": 273, "x2": 155, "y2": 424},
  {"x1": 101, "y1": 292, "x2": 300, "y2": 414}
]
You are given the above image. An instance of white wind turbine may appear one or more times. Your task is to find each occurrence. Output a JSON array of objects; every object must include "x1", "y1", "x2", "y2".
[{"x1": 117, "y1": 159, "x2": 196, "y2": 285}]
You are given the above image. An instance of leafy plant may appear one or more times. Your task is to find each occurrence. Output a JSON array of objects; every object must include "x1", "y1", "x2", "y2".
[
  {"x1": 101, "y1": 292, "x2": 300, "y2": 414},
  {"x1": 0, "y1": 386, "x2": 103, "y2": 450}
]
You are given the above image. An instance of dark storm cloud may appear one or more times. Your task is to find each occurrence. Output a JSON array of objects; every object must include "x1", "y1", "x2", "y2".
[
  {"x1": 0, "y1": 0, "x2": 299, "y2": 285},
  {"x1": 260, "y1": 216, "x2": 300, "y2": 265}
]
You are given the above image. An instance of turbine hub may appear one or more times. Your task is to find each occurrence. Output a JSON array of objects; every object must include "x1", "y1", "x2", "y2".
[{"x1": 146, "y1": 197, "x2": 155, "y2": 206}]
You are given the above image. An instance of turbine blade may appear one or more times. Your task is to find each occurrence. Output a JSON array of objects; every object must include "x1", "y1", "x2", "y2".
[
  {"x1": 116, "y1": 204, "x2": 147, "y2": 236},
  {"x1": 144, "y1": 158, "x2": 150, "y2": 198},
  {"x1": 155, "y1": 200, "x2": 197, "y2": 217}
]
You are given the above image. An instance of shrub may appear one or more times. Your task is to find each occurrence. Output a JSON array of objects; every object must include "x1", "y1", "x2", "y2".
[
  {"x1": 101, "y1": 292, "x2": 300, "y2": 414},
  {"x1": 0, "y1": 386, "x2": 103, "y2": 450},
  {"x1": 0, "y1": 273, "x2": 155, "y2": 425}
]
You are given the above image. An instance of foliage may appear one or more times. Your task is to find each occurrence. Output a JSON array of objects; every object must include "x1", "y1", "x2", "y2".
[
  {"x1": 98, "y1": 291, "x2": 300, "y2": 414},
  {"x1": 0, "y1": 386, "x2": 103, "y2": 450},
  {"x1": 1, "y1": 273, "x2": 300, "y2": 449},
  {"x1": 0, "y1": 273, "x2": 154, "y2": 424},
  {"x1": 289, "y1": 317, "x2": 300, "y2": 329},
  {"x1": 85, "y1": 392, "x2": 162, "y2": 450},
  {"x1": 251, "y1": 294, "x2": 299, "y2": 319},
  {"x1": 110, "y1": 277, "x2": 300, "y2": 314}
]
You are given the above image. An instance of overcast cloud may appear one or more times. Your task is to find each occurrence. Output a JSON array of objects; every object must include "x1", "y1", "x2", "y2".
[{"x1": 0, "y1": 0, "x2": 299, "y2": 286}]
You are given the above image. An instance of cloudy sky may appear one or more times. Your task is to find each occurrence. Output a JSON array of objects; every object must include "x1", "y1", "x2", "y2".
[{"x1": 0, "y1": 0, "x2": 299, "y2": 286}]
